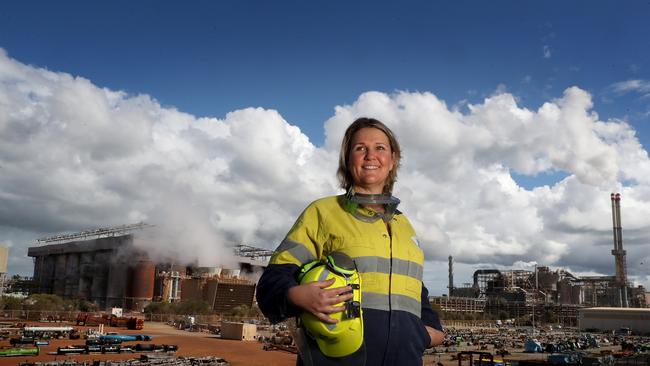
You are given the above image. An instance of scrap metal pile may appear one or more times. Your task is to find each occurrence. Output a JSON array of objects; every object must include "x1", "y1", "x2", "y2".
[
  {"x1": 54, "y1": 343, "x2": 178, "y2": 355},
  {"x1": 1, "y1": 325, "x2": 78, "y2": 358},
  {"x1": 0, "y1": 323, "x2": 167, "y2": 358},
  {"x1": 260, "y1": 330, "x2": 297, "y2": 354},
  {"x1": 51, "y1": 331, "x2": 175, "y2": 355},
  {"x1": 18, "y1": 354, "x2": 229, "y2": 366},
  {"x1": 437, "y1": 327, "x2": 650, "y2": 366},
  {"x1": 76, "y1": 313, "x2": 144, "y2": 330},
  {"x1": 438, "y1": 327, "x2": 650, "y2": 353}
]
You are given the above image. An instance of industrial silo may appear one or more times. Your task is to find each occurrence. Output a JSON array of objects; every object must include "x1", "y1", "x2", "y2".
[{"x1": 127, "y1": 260, "x2": 155, "y2": 310}]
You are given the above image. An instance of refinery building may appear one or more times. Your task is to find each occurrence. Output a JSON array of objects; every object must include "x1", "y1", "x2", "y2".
[
  {"x1": 27, "y1": 223, "x2": 269, "y2": 311},
  {"x1": 432, "y1": 193, "x2": 648, "y2": 324}
]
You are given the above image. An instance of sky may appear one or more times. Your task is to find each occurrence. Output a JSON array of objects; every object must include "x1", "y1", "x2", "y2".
[{"x1": 0, "y1": 1, "x2": 649, "y2": 296}]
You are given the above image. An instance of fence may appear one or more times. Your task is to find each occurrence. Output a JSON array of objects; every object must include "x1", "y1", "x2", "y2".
[
  {"x1": 1, "y1": 310, "x2": 78, "y2": 322},
  {"x1": 144, "y1": 313, "x2": 267, "y2": 325},
  {"x1": 0, "y1": 310, "x2": 268, "y2": 326},
  {"x1": 442, "y1": 320, "x2": 500, "y2": 328},
  {"x1": 1, "y1": 310, "x2": 147, "y2": 322}
]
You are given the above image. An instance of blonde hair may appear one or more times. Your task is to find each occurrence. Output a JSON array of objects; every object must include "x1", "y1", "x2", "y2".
[{"x1": 337, "y1": 117, "x2": 401, "y2": 194}]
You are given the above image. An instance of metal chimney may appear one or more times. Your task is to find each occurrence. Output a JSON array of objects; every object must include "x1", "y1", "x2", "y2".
[
  {"x1": 611, "y1": 193, "x2": 629, "y2": 307},
  {"x1": 448, "y1": 255, "x2": 454, "y2": 297}
]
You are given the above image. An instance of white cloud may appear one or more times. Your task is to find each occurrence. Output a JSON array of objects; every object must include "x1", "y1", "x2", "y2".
[
  {"x1": 610, "y1": 79, "x2": 650, "y2": 95},
  {"x1": 1, "y1": 50, "x2": 649, "y2": 293},
  {"x1": 0, "y1": 50, "x2": 337, "y2": 270},
  {"x1": 324, "y1": 89, "x2": 649, "y2": 291},
  {"x1": 543, "y1": 45, "x2": 552, "y2": 59}
]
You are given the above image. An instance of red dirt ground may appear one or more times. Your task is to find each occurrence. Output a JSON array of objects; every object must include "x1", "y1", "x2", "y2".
[
  {"x1": 0, "y1": 322, "x2": 296, "y2": 366},
  {"x1": 1, "y1": 322, "x2": 626, "y2": 366}
]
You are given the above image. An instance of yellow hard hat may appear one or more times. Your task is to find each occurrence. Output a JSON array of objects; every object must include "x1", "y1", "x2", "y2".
[{"x1": 298, "y1": 252, "x2": 363, "y2": 358}]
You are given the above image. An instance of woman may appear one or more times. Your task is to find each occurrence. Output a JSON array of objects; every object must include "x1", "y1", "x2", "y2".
[{"x1": 257, "y1": 117, "x2": 444, "y2": 365}]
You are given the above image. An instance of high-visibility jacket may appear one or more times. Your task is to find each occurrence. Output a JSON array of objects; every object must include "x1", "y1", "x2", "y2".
[{"x1": 257, "y1": 194, "x2": 442, "y2": 366}]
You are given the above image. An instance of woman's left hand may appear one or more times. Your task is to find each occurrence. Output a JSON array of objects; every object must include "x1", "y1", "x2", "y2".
[{"x1": 425, "y1": 326, "x2": 445, "y2": 348}]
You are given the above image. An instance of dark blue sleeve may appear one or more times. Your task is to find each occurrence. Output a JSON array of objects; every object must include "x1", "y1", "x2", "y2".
[
  {"x1": 256, "y1": 263, "x2": 302, "y2": 324},
  {"x1": 421, "y1": 284, "x2": 443, "y2": 331}
]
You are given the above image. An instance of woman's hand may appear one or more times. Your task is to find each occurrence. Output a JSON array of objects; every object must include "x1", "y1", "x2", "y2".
[
  {"x1": 287, "y1": 278, "x2": 354, "y2": 324},
  {"x1": 426, "y1": 326, "x2": 445, "y2": 347}
]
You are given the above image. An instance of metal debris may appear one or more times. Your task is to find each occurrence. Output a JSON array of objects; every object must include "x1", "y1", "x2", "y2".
[{"x1": 19, "y1": 355, "x2": 229, "y2": 366}]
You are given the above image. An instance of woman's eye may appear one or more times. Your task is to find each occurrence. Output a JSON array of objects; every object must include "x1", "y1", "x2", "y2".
[{"x1": 355, "y1": 146, "x2": 366, "y2": 152}]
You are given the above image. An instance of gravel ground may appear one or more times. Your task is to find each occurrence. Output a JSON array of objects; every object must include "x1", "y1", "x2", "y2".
[
  {"x1": 0, "y1": 321, "x2": 296, "y2": 366},
  {"x1": 422, "y1": 343, "x2": 627, "y2": 366},
  {"x1": 0, "y1": 322, "x2": 642, "y2": 366}
]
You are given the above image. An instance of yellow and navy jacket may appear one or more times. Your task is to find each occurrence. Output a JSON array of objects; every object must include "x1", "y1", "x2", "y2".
[{"x1": 257, "y1": 195, "x2": 442, "y2": 366}]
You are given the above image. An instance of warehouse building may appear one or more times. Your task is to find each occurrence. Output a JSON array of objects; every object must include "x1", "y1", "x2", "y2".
[{"x1": 578, "y1": 307, "x2": 650, "y2": 334}]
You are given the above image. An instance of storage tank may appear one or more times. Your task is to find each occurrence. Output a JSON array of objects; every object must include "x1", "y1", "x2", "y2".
[
  {"x1": 53, "y1": 255, "x2": 67, "y2": 296},
  {"x1": 77, "y1": 252, "x2": 94, "y2": 298},
  {"x1": 129, "y1": 260, "x2": 155, "y2": 300},
  {"x1": 64, "y1": 253, "x2": 79, "y2": 297},
  {"x1": 106, "y1": 261, "x2": 129, "y2": 308},
  {"x1": 90, "y1": 251, "x2": 111, "y2": 306},
  {"x1": 42, "y1": 256, "x2": 56, "y2": 293}
]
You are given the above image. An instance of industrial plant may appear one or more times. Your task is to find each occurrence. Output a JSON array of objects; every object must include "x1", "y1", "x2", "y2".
[
  {"x1": 23, "y1": 192, "x2": 649, "y2": 325},
  {"x1": 27, "y1": 223, "x2": 269, "y2": 312},
  {"x1": 432, "y1": 193, "x2": 648, "y2": 325}
]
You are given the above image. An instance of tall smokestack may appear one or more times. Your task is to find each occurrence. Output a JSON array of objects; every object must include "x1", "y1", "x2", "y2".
[
  {"x1": 448, "y1": 255, "x2": 454, "y2": 297},
  {"x1": 611, "y1": 193, "x2": 629, "y2": 307},
  {"x1": 611, "y1": 193, "x2": 618, "y2": 252}
]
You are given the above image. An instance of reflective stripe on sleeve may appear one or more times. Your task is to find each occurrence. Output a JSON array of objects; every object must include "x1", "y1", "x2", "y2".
[
  {"x1": 354, "y1": 256, "x2": 423, "y2": 281},
  {"x1": 272, "y1": 239, "x2": 317, "y2": 265},
  {"x1": 362, "y1": 292, "x2": 422, "y2": 317}
]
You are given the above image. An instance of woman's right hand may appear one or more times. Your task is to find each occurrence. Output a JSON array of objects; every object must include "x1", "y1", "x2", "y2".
[{"x1": 287, "y1": 278, "x2": 354, "y2": 324}]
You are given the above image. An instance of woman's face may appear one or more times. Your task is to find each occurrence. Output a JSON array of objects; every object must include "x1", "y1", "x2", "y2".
[{"x1": 348, "y1": 127, "x2": 395, "y2": 194}]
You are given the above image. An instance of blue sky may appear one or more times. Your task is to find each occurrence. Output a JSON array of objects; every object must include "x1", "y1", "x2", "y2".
[
  {"x1": 2, "y1": 1, "x2": 649, "y2": 150},
  {"x1": 1, "y1": 1, "x2": 649, "y2": 295}
]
